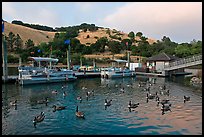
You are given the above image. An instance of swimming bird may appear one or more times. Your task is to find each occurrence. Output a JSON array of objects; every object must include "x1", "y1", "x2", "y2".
[
  {"x1": 144, "y1": 86, "x2": 150, "y2": 91},
  {"x1": 52, "y1": 105, "x2": 67, "y2": 112},
  {"x1": 157, "y1": 97, "x2": 170, "y2": 106},
  {"x1": 184, "y1": 96, "x2": 190, "y2": 103},
  {"x1": 146, "y1": 93, "x2": 156, "y2": 100},
  {"x1": 76, "y1": 106, "x2": 85, "y2": 119},
  {"x1": 104, "y1": 99, "x2": 112, "y2": 107},
  {"x1": 52, "y1": 90, "x2": 58, "y2": 94},
  {"x1": 159, "y1": 85, "x2": 166, "y2": 90},
  {"x1": 161, "y1": 104, "x2": 171, "y2": 114},
  {"x1": 33, "y1": 112, "x2": 45, "y2": 128},
  {"x1": 63, "y1": 91, "x2": 67, "y2": 97},
  {"x1": 77, "y1": 96, "x2": 82, "y2": 103},
  {"x1": 120, "y1": 87, "x2": 125, "y2": 93},
  {"x1": 37, "y1": 97, "x2": 49, "y2": 106},
  {"x1": 82, "y1": 87, "x2": 87, "y2": 90},
  {"x1": 128, "y1": 101, "x2": 139, "y2": 109},
  {"x1": 10, "y1": 100, "x2": 17, "y2": 106}
]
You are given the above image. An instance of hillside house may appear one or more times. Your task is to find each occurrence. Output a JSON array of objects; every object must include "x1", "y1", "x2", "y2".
[{"x1": 146, "y1": 53, "x2": 180, "y2": 73}]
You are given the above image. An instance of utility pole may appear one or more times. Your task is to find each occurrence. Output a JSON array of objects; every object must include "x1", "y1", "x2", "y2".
[
  {"x1": 127, "y1": 51, "x2": 130, "y2": 69},
  {"x1": 67, "y1": 43, "x2": 71, "y2": 70},
  {"x1": 65, "y1": 40, "x2": 71, "y2": 70},
  {"x1": 2, "y1": 31, "x2": 8, "y2": 82}
]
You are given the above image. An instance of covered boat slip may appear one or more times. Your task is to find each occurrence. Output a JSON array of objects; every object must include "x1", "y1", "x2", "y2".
[
  {"x1": 28, "y1": 57, "x2": 59, "y2": 69},
  {"x1": 18, "y1": 57, "x2": 77, "y2": 85}
]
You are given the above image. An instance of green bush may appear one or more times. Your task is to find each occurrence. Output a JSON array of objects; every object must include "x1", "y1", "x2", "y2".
[{"x1": 7, "y1": 55, "x2": 19, "y2": 63}]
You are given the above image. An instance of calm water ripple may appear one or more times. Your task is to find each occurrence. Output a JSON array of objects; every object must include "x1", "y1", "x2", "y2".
[{"x1": 2, "y1": 76, "x2": 202, "y2": 135}]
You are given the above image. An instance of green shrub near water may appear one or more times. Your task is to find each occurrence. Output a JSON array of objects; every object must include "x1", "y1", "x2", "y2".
[{"x1": 7, "y1": 55, "x2": 19, "y2": 63}]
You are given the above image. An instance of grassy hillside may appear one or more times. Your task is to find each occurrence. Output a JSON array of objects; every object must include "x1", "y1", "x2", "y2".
[
  {"x1": 4, "y1": 22, "x2": 157, "y2": 47},
  {"x1": 4, "y1": 22, "x2": 56, "y2": 46}
]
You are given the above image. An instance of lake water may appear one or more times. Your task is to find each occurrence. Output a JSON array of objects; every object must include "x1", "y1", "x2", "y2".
[{"x1": 2, "y1": 76, "x2": 202, "y2": 135}]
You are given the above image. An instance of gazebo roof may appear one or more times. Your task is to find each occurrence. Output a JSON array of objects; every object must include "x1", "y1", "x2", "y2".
[{"x1": 147, "y1": 53, "x2": 179, "y2": 61}]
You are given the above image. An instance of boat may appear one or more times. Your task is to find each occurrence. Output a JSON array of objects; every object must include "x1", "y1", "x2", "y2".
[
  {"x1": 101, "y1": 67, "x2": 136, "y2": 79},
  {"x1": 18, "y1": 57, "x2": 77, "y2": 85}
]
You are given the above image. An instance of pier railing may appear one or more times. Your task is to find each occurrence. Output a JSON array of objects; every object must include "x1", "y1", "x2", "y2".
[{"x1": 164, "y1": 54, "x2": 202, "y2": 71}]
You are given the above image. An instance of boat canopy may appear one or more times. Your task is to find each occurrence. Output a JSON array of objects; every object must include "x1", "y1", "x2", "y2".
[
  {"x1": 109, "y1": 59, "x2": 128, "y2": 63},
  {"x1": 28, "y1": 57, "x2": 59, "y2": 62}
]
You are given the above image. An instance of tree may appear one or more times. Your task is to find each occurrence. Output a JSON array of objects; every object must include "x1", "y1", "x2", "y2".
[
  {"x1": 136, "y1": 32, "x2": 143, "y2": 37},
  {"x1": 107, "y1": 41, "x2": 122, "y2": 54},
  {"x1": 25, "y1": 39, "x2": 35, "y2": 49},
  {"x1": 128, "y1": 31, "x2": 135, "y2": 39},
  {"x1": 14, "y1": 34, "x2": 23, "y2": 52},
  {"x1": 7, "y1": 32, "x2": 16, "y2": 51}
]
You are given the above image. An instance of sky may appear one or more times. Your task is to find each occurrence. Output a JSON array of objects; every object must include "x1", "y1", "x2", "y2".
[{"x1": 2, "y1": 2, "x2": 202, "y2": 43}]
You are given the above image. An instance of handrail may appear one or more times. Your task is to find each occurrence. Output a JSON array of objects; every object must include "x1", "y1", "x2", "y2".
[{"x1": 164, "y1": 54, "x2": 202, "y2": 69}]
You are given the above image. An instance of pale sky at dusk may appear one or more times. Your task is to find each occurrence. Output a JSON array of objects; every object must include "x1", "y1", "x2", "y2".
[{"x1": 2, "y1": 2, "x2": 202, "y2": 43}]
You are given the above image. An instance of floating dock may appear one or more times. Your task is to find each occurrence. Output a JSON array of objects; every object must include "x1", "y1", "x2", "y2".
[{"x1": 2, "y1": 72, "x2": 101, "y2": 84}]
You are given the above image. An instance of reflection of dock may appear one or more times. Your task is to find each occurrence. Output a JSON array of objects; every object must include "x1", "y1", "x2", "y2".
[{"x1": 74, "y1": 72, "x2": 101, "y2": 78}]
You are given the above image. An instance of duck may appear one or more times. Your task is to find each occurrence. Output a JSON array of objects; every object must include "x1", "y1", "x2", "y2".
[
  {"x1": 10, "y1": 100, "x2": 17, "y2": 106},
  {"x1": 184, "y1": 96, "x2": 190, "y2": 103},
  {"x1": 52, "y1": 90, "x2": 58, "y2": 94},
  {"x1": 52, "y1": 105, "x2": 67, "y2": 112},
  {"x1": 128, "y1": 101, "x2": 139, "y2": 109},
  {"x1": 76, "y1": 106, "x2": 85, "y2": 119},
  {"x1": 33, "y1": 112, "x2": 45, "y2": 128},
  {"x1": 104, "y1": 99, "x2": 112, "y2": 107}
]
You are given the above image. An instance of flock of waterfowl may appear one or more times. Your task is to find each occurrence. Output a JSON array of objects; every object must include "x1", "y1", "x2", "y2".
[{"x1": 7, "y1": 77, "x2": 191, "y2": 129}]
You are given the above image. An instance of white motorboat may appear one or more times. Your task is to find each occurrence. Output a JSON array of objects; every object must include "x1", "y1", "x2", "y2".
[
  {"x1": 18, "y1": 57, "x2": 77, "y2": 85},
  {"x1": 101, "y1": 67, "x2": 136, "y2": 79}
]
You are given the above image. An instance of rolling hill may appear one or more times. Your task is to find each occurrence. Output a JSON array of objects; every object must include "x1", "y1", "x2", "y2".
[{"x1": 4, "y1": 21, "x2": 157, "y2": 47}]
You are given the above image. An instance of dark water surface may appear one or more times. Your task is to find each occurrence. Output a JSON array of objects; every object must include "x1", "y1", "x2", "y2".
[{"x1": 2, "y1": 76, "x2": 202, "y2": 135}]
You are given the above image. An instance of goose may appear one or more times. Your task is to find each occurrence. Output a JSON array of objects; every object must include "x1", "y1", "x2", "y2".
[
  {"x1": 146, "y1": 93, "x2": 155, "y2": 99},
  {"x1": 128, "y1": 101, "x2": 139, "y2": 109},
  {"x1": 33, "y1": 112, "x2": 45, "y2": 128},
  {"x1": 63, "y1": 91, "x2": 67, "y2": 97},
  {"x1": 160, "y1": 85, "x2": 166, "y2": 90},
  {"x1": 120, "y1": 88, "x2": 125, "y2": 93},
  {"x1": 86, "y1": 92, "x2": 89, "y2": 100},
  {"x1": 157, "y1": 98, "x2": 170, "y2": 106},
  {"x1": 10, "y1": 100, "x2": 17, "y2": 106},
  {"x1": 82, "y1": 87, "x2": 87, "y2": 90},
  {"x1": 37, "y1": 97, "x2": 49, "y2": 106},
  {"x1": 52, "y1": 105, "x2": 67, "y2": 112},
  {"x1": 184, "y1": 96, "x2": 190, "y2": 103},
  {"x1": 76, "y1": 106, "x2": 85, "y2": 119},
  {"x1": 144, "y1": 86, "x2": 150, "y2": 91},
  {"x1": 52, "y1": 90, "x2": 58, "y2": 94},
  {"x1": 104, "y1": 99, "x2": 112, "y2": 106},
  {"x1": 77, "y1": 96, "x2": 82, "y2": 103},
  {"x1": 161, "y1": 104, "x2": 171, "y2": 112}
]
